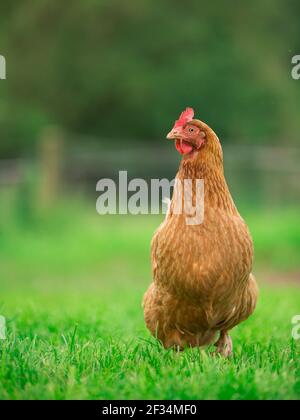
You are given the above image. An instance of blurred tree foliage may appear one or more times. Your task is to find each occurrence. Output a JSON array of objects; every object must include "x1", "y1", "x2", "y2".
[{"x1": 0, "y1": 0, "x2": 299, "y2": 156}]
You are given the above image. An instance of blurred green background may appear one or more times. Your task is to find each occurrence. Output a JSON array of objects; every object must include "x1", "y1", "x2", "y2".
[
  {"x1": 1, "y1": 0, "x2": 300, "y2": 155},
  {"x1": 0, "y1": 0, "x2": 299, "y2": 259},
  {"x1": 0, "y1": 0, "x2": 300, "y2": 400}
]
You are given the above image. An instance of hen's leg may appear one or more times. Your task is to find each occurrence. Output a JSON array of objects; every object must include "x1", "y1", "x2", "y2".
[{"x1": 214, "y1": 330, "x2": 233, "y2": 357}]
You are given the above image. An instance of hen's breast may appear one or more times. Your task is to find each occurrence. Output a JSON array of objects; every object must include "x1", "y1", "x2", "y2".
[{"x1": 151, "y1": 208, "x2": 253, "y2": 299}]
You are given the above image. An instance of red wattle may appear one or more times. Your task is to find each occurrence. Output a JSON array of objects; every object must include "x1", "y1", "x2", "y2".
[{"x1": 175, "y1": 139, "x2": 193, "y2": 155}]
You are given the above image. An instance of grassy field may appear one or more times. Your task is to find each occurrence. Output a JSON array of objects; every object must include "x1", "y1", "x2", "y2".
[{"x1": 0, "y1": 199, "x2": 300, "y2": 400}]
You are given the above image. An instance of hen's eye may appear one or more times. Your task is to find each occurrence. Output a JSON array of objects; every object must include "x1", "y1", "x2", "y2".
[{"x1": 189, "y1": 127, "x2": 195, "y2": 133}]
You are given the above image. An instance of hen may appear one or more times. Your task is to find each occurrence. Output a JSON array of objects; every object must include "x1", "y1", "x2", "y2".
[{"x1": 143, "y1": 108, "x2": 258, "y2": 357}]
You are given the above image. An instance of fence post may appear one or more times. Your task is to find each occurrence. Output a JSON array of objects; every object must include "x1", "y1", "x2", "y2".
[{"x1": 37, "y1": 126, "x2": 63, "y2": 210}]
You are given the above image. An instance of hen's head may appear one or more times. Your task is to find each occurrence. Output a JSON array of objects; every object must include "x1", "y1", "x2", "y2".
[{"x1": 167, "y1": 107, "x2": 223, "y2": 165}]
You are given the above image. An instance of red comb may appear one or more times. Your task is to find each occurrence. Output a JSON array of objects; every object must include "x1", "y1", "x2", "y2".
[{"x1": 173, "y1": 107, "x2": 194, "y2": 128}]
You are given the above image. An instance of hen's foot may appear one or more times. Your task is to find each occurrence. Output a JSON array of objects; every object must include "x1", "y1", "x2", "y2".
[{"x1": 214, "y1": 331, "x2": 233, "y2": 358}]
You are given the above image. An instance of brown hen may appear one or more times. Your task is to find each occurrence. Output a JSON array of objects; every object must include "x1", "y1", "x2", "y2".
[{"x1": 143, "y1": 108, "x2": 258, "y2": 357}]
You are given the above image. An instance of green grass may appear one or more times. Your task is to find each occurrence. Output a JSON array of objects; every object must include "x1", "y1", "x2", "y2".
[
  {"x1": 0, "y1": 198, "x2": 300, "y2": 400},
  {"x1": 1, "y1": 286, "x2": 300, "y2": 400}
]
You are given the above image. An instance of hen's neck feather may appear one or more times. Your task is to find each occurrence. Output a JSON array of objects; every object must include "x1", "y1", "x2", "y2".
[{"x1": 176, "y1": 138, "x2": 237, "y2": 214}]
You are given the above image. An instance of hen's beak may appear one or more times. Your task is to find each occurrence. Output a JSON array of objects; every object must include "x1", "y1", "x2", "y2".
[{"x1": 166, "y1": 128, "x2": 181, "y2": 140}]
